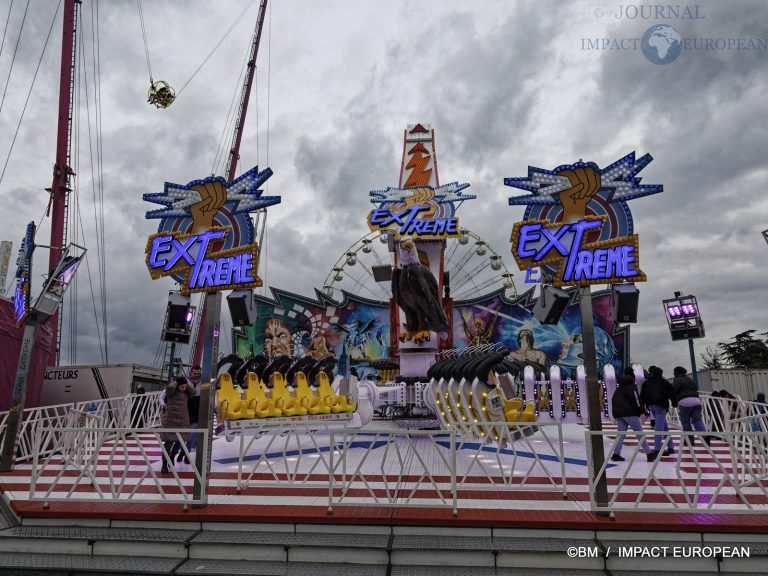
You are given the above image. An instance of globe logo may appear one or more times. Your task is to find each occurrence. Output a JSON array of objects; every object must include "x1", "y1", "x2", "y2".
[{"x1": 641, "y1": 24, "x2": 682, "y2": 64}]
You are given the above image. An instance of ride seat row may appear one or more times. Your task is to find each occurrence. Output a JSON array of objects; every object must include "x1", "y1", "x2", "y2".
[{"x1": 217, "y1": 370, "x2": 356, "y2": 421}]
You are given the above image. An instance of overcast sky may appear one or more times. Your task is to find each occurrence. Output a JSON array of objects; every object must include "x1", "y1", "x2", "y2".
[{"x1": 1, "y1": 0, "x2": 766, "y2": 375}]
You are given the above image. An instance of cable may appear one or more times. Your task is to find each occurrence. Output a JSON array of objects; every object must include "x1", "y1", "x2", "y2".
[
  {"x1": 0, "y1": 0, "x2": 29, "y2": 117},
  {"x1": 93, "y1": 0, "x2": 108, "y2": 363},
  {"x1": 136, "y1": 0, "x2": 152, "y2": 82},
  {"x1": 0, "y1": 0, "x2": 15, "y2": 62},
  {"x1": 0, "y1": 1, "x2": 60, "y2": 187},
  {"x1": 176, "y1": 0, "x2": 259, "y2": 97},
  {"x1": 211, "y1": 47, "x2": 250, "y2": 177}
]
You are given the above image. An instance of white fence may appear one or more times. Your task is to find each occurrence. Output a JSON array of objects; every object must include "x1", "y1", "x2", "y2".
[
  {"x1": 4, "y1": 390, "x2": 768, "y2": 516},
  {"x1": 229, "y1": 419, "x2": 567, "y2": 514},
  {"x1": 29, "y1": 426, "x2": 209, "y2": 509},
  {"x1": 0, "y1": 392, "x2": 163, "y2": 464}
]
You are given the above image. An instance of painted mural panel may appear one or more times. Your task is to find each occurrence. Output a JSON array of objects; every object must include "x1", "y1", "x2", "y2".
[
  {"x1": 453, "y1": 288, "x2": 626, "y2": 380},
  {"x1": 453, "y1": 290, "x2": 629, "y2": 379},
  {"x1": 232, "y1": 290, "x2": 391, "y2": 380},
  {"x1": 232, "y1": 287, "x2": 627, "y2": 382}
]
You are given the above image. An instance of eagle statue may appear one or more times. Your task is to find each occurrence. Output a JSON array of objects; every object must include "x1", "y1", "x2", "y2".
[{"x1": 392, "y1": 237, "x2": 449, "y2": 344}]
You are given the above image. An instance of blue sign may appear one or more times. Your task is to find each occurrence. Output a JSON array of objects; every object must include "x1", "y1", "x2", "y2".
[
  {"x1": 511, "y1": 217, "x2": 645, "y2": 287},
  {"x1": 369, "y1": 205, "x2": 459, "y2": 237},
  {"x1": 14, "y1": 222, "x2": 35, "y2": 327},
  {"x1": 145, "y1": 227, "x2": 260, "y2": 294}
]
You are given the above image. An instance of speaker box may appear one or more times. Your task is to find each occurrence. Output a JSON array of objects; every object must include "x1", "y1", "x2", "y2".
[
  {"x1": 611, "y1": 283, "x2": 640, "y2": 323},
  {"x1": 227, "y1": 289, "x2": 256, "y2": 326},
  {"x1": 372, "y1": 265, "x2": 393, "y2": 282},
  {"x1": 533, "y1": 285, "x2": 569, "y2": 325},
  {"x1": 670, "y1": 319, "x2": 706, "y2": 341}
]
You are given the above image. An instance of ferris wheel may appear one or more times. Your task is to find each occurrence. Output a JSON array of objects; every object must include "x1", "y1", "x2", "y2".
[{"x1": 321, "y1": 228, "x2": 518, "y2": 303}]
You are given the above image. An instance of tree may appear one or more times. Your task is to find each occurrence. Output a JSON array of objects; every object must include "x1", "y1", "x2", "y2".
[
  {"x1": 700, "y1": 346, "x2": 725, "y2": 370},
  {"x1": 717, "y1": 330, "x2": 768, "y2": 369}
]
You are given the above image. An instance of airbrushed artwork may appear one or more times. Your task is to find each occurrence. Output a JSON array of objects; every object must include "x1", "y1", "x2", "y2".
[{"x1": 232, "y1": 287, "x2": 627, "y2": 381}]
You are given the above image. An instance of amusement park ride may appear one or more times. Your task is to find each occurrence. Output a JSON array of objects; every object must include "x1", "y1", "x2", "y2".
[{"x1": 3, "y1": 1, "x2": 666, "y2": 516}]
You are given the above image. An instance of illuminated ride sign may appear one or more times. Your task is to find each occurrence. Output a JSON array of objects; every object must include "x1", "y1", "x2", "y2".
[
  {"x1": 143, "y1": 165, "x2": 280, "y2": 294},
  {"x1": 506, "y1": 153, "x2": 662, "y2": 286},
  {"x1": 146, "y1": 227, "x2": 260, "y2": 294},
  {"x1": 367, "y1": 182, "x2": 473, "y2": 240},
  {"x1": 511, "y1": 216, "x2": 644, "y2": 287},
  {"x1": 13, "y1": 222, "x2": 35, "y2": 327}
]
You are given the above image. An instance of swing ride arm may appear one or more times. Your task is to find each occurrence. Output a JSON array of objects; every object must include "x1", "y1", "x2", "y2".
[
  {"x1": 191, "y1": 0, "x2": 269, "y2": 370},
  {"x1": 225, "y1": 0, "x2": 268, "y2": 182}
]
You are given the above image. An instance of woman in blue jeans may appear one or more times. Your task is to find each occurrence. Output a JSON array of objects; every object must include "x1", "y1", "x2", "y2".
[
  {"x1": 672, "y1": 366, "x2": 709, "y2": 446},
  {"x1": 611, "y1": 374, "x2": 654, "y2": 462},
  {"x1": 640, "y1": 365, "x2": 677, "y2": 455}
]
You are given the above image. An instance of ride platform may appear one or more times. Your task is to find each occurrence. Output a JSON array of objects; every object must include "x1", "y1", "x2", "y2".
[{"x1": 2, "y1": 419, "x2": 767, "y2": 534}]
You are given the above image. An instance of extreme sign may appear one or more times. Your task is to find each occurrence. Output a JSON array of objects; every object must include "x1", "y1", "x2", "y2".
[
  {"x1": 145, "y1": 226, "x2": 260, "y2": 294},
  {"x1": 510, "y1": 216, "x2": 645, "y2": 287},
  {"x1": 506, "y1": 153, "x2": 662, "y2": 286},
  {"x1": 143, "y1": 166, "x2": 280, "y2": 292},
  {"x1": 367, "y1": 183, "x2": 473, "y2": 240}
]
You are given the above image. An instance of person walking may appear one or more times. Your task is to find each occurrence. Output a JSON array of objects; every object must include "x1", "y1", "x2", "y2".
[
  {"x1": 181, "y1": 365, "x2": 202, "y2": 463},
  {"x1": 672, "y1": 366, "x2": 709, "y2": 447},
  {"x1": 160, "y1": 376, "x2": 193, "y2": 473},
  {"x1": 611, "y1": 374, "x2": 655, "y2": 462},
  {"x1": 640, "y1": 366, "x2": 677, "y2": 456},
  {"x1": 130, "y1": 385, "x2": 147, "y2": 431}
]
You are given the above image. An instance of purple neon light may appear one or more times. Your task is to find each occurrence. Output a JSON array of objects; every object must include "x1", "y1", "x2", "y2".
[{"x1": 681, "y1": 303, "x2": 697, "y2": 316}]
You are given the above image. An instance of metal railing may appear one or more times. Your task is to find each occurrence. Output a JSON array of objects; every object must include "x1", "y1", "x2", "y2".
[
  {"x1": 586, "y1": 429, "x2": 768, "y2": 514},
  {"x1": 29, "y1": 426, "x2": 209, "y2": 509},
  {"x1": 229, "y1": 419, "x2": 567, "y2": 514},
  {"x1": 5, "y1": 390, "x2": 768, "y2": 516},
  {"x1": 0, "y1": 393, "x2": 163, "y2": 464}
]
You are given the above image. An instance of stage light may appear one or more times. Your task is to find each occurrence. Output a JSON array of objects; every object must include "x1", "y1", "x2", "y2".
[
  {"x1": 162, "y1": 292, "x2": 194, "y2": 343},
  {"x1": 663, "y1": 292, "x2": 705, "y2": 341}
]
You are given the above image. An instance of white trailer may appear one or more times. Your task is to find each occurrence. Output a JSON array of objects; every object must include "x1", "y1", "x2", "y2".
[{"x1": 38, "y1": 364, "x2": 165, "y2": 407}]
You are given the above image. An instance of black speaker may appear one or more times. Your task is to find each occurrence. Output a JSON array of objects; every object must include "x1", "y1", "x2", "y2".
[
  {"x1": 611, "y1": 283, "x2": 640, "y2": 323},
  {"x1": 227, "y1": 289, "x2": 256, "y2": 326},
  {"x1": 533, "y1": 285, "x2": 569, "y2": 325},
  {"x1": 372, "y1": 265, "x2": 393, "y2": 282},
  {"x1": 670, "y1": 319, "x2": 706, "y2": 341}
]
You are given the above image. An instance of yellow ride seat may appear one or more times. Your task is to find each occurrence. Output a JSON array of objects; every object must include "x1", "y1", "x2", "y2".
[
  {"x1": 293, "y1": 371, "x2": 330, "y2": 415},
  {"x1": 315, "y1": 372, "x2": 355, "y2": 413},
  {"x1": 216, "y1": 373, "x2": 254, "y2": 420},
  {"x1": 519, "y1": 402, "x2": 538, "y2": 423},
  {"x1": 243, "y1": 372, "x2": 282, "y2": 418},
  {"x1": 270, "y1": 372, "x2": 307, "y2": 416}
]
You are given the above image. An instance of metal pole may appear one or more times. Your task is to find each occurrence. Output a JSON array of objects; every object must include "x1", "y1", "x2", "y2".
[
  {"x1": 193, "y1": 292, "x2": 222, "y2": 503},
  {"x1": 579, "y1": 285, "x2": 609, "y2": 514},
  {"x1": 47, "y1": 0, "x2": 78, "y2": 366},
  {"x1": 0, "y1": 316, "x2": 38, "y2": 471},
  {"x1": 688, "y1": 338, "x2": 698, "y2": 387},
  {"x1": 167, "y1": 342, "x2": 177, "y2": 382}
]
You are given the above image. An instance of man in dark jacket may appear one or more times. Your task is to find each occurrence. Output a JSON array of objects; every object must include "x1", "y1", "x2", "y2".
[
  {"x1": 640, "y1": 366, "x2": 676, "y2": 456},
  {"x1": 672, "y1": 366, "x2": 708, "y2": 447},
  {"x1": 611, "y1": 374, "x2": 654, "y2": 462}
]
